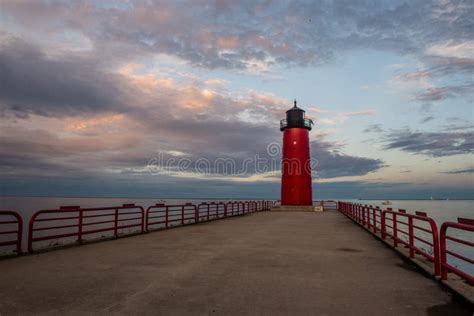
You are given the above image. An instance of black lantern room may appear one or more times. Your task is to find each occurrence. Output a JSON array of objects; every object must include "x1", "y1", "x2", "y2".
[{"x1": 280, "y1": 100, "x2": 313, "y2": 131}]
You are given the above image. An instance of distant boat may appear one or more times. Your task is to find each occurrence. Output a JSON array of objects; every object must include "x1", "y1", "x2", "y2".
[{"x1": 382, "y1": 200, "x2": 392, "y2": 205}]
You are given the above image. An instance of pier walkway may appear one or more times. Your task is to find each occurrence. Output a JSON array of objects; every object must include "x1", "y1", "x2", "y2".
[{"x1": 0, "y1": 211, "x2": 470, "y2": 315}]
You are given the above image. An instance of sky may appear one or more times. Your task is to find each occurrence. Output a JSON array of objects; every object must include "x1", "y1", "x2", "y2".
[{"x1": 0, "y1": 0, "x2": 473, "y2": 199}]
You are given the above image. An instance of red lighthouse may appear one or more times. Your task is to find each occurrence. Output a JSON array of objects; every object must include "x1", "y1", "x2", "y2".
[{"x1": 280, "y1": 101, "x2": 313, "y2": 206}]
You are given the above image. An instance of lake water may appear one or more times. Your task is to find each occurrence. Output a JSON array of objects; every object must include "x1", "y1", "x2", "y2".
[
  {"x1": 347, "y1": 199, "x2": 473, "y2": 226},
  {"x1": 1, "y1": 197, "x2": 472, "y2": 225},
  {"x1": 1, "y1": 197, "x2": 472, "y2": 275}
]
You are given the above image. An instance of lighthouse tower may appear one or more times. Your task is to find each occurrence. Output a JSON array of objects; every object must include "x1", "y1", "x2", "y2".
[{"x1": 280, "y1": 100, "x2": 313, "y2": 206}]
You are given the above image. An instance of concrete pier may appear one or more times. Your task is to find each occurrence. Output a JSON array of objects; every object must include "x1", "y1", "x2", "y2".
[{"x1": 0, "y1": 211, "x2": 471, "y2": 315}]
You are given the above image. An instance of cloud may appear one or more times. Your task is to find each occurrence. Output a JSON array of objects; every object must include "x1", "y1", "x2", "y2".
[
  {"x1": 425, "y1": 40, "x2": 474, "y2": 60},
  {"x1": 311, "y1": 139, "x2": 384, "y2": 179},
  {"x1": 316, "y1": 109, "x2": 375, "y2": 125},
  {"x1": 1, "y1": 1, "x2": 471, "y2": 197},
  {"x1": 2, "y1": 1, "x2": 473, "y2": 74},
  {"x1": 421, "y1": 116, "x2": 434, "y2": 123},
  {"x1": 394, "y1": 39, "x2": 474, "y2": 104},
  {"x1": 415, "y1": 83, "x2": 474, "y2": 102},
  {"x1": 442, "y1": 168, "x2": 474, "y2": 174},
  {"x1": 363, "y1": 124, "x2": 384, "y2": 133},
  {"x1": 0, "y1": 38, "x2": 383, "y2": 185},
  {"x1": 383, "y1": 128, "x2": 474, "y2": 157},
  {"x1": 0, "y1": 39, "x2": 136, "y2": 118}
]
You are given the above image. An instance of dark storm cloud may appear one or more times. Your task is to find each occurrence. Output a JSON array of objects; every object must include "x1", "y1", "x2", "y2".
[
  {"x1": 311, "y1": 140, "x2": 384, "y2": 178},
  {"x1": 0, "y1": 39, "x2": 131, "y2": 118},
  {"x1": 383, "y1": 128, "x2": 474, "y2": 157}
]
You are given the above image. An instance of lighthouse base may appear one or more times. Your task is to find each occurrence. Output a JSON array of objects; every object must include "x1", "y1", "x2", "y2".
[{"x1": 271, "y1": 205, "x2": 324, "y2": 212}]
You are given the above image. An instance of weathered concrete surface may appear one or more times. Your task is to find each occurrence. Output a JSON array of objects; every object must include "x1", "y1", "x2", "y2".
[{"x1": 0, "y1": 211, "x2": 471, "y2": 315}]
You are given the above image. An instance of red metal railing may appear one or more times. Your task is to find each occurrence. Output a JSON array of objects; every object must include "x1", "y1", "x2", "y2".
[
  {"x1": 339, "y1": 202, "x2": 440, "y2": 274},
  {"x1": 338, "y1": 201, "x2": 474, "y2": 284},
  {"x1": 381, "y1": 209, "x2": 440, "y2": 275},
  {"x1": 264, "y1": 200, "x2": 275, "y2": 210},
  {"x1": 351, "y1": 204, "x2": 381, "y2": 232},
  {"x1": 146, "y1": 203, "x2": 197, "y2": 230},
  {"x1": 226, "y1": 201, "x2": 244, "y2": 216},
  {"x1": 440, "y1": 218, "x2": 474, "y2": 284},
  {"x1": 197, "y1": 202, "x2": 225, "y2": 222},
  {"x1": 146, "y1": 200, "x2": 272, "y2": 232},
  {"x1": 2, "y1": 200, "x2": 274, "y2": 256},
  {"x1": 0, "y1": 211, "x2": 23, "y2": 256},
  {"x1": 321, "y1": 200, "x2": 338, "y2": 210},
  {"x1": 28, "y1": 204, "x2": 145, "y2": 252}
]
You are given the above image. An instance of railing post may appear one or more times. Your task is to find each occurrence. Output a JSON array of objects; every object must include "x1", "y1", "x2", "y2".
[
  {"x1": 28, "y1": 215, "x2": 34, "y2": 253},
  {"x1": 165, "y1": 206, "x2": 169, "y2": 229},
  {"x1": 195, "y1": 205, "x2": 199, "y2": 223},
  {"x1": 16, "y1": 214, "x2": 23, "y2": 255},
  {"x1": 408, "y1": 217, "x2": 414, "y2": 258},
  {"x1": 114, "y1": 208, "x2": 119, "y2": 238},
  {"x1": 78, "y1": 209, "x2": 83, "y2": 244},
  {"x1": 381, "y1": 211, "x2": 386, "y2": 239},
  {"x1": 145, "y1": 207, "x2": 150, "y2": 232},
  {"x1": 207, "y1": 204, "x2": 210, "y2": 221},
  {"x1": 431, "y1": 220, "x2": 441, "y2": 276},
  {"x1": 439, "y1": 224, "x2": 448, "y2": 279},
  {"x1": 393, "y1": 213, "x2": 398, "y2": 247},
  {"x1": 367, "y1": 206, "x2": 371, "y2": 230},
  {"x1": 181, "y1": 206, "x2": 185, "y2": 226},
  {"x1": 363, "y1": 206, "x2": 367, "y2": 226},
  {"x1": 373, "y1": 208, "x2": 377, "y2": 233},
  {"x1": 140, "y1": 207, "x2": 145, "y2": 233}
]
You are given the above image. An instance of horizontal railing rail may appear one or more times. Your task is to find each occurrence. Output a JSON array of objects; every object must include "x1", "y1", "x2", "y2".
[
  {"x1": 440, "y1": 218, "x2": 474, "y2": 284},
  {"x1": 28, "y1": 204, "x2": 145, "y2": 252},
  {"x1": 0, "y1": 211, "x2": 23, "y2": 256}
]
